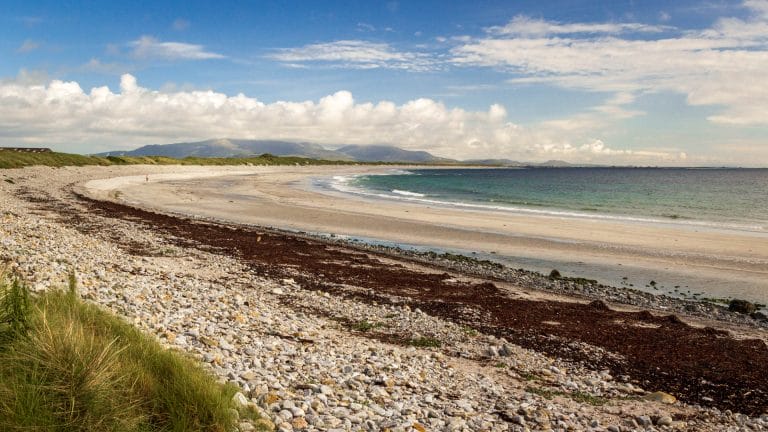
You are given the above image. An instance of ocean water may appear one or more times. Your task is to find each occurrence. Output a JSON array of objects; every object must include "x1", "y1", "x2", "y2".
[{"x1": 332, "y1": 168, "x2": 768, "y2": 233}]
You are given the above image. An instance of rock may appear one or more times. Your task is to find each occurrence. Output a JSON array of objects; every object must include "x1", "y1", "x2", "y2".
[
  {"x1": 636, "y1": 415, "x2": 652, "y2": 427},
  {"x1": 232, "y1": 392, "x2": 249, "y2": 408},
  {"x1": 199, "y1": 335, "x2": 219, "y2": 347},
  {"x1": 656, "y1": 415, "x2": 674, "y2": 426},
  {"x1": 271, "y1": 288, "x2": 285, "y2": 295},
  {"x1": 241, "y1": 371, "x2": 258, "y2": 381},
  {"x1": 549, "y1": 269, "x2": 561, "y2": 279},
  {"x1": 499, "y1": 344, "x2": 513, "y2": 356},
  {"x1": 643, "y1": 391, "x2": 677, "y2": 404},
  {"x1": 485, "y1": 345, "x2": 499, "y2": 357},
  {"x1": 729, "y1": 299, "x2": 756, "y2": 314},
  {"x1": 239, "y1": 422, "x2": 256, "y2": 431},
  {"x1": 290, "y1": 417, "x2": 309, "y2": 430},
  {"x1": 412, "y1": 422, "x2": 427, "y2": 432},
  {"x1": 751, "y1": 311, "x2": 768, "y2": 321}
]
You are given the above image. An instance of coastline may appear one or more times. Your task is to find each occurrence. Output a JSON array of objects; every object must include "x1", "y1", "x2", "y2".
[
  {"x1": 3, "y1": 164, "x2": 768, "y2": 430},
  {"x1": 97, "y1": 165, "x2": 768, "y2": 304}
]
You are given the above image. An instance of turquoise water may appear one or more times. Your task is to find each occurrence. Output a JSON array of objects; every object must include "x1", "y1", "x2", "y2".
[{"x1": 333, "y1": 168, "x2": 768, "y2": 233}]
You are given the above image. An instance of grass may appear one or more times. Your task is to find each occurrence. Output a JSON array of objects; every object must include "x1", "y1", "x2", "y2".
[
  {"x1": 0, "y1": 149, "x2": 372, "y2": 170},
  {"x1": 0, "y1": 273, "x2": 263, "y2": 431},
  {"x1": 350, "y1": 320, "x2": 382, "y2": 332},
  {"x1": 408, "y1": 336, "x2": 442, "y2": 348},
  {"x1": 525, "y1": 386, "x2": 608, "y2": 406}
]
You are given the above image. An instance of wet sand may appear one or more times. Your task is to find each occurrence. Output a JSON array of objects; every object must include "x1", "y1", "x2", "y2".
[{"x1": 86, "y1": 166, "x2": 768, "y2": 303}]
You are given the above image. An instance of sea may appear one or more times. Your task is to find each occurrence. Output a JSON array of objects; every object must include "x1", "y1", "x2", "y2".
[
  {"x1": 320, "y1": 167, "x2": 768, "y2": 303},
  {"x1": 331, "y1": 167, "x2": 768, "y2": 234}
]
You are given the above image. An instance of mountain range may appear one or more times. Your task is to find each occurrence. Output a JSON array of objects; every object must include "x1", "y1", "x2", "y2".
[
  {"x1": 99, "y1": 139, "x2": 452, "y2": 163},
  {"x1": 99, "y1": 138, "x2": 584, "y2": 166}
]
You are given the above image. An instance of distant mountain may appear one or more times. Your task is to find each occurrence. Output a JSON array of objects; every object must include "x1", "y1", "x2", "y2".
[
  {"x1": 99, "y1": 139, "x2": 350, "y2": 160},
  {"x1": 98, "y1": 139, "x2": 602, "y2": 166},
  {"x1": 99, "y1": 139, "x2": 457, "y2": 163},
  {"x1": 335, "y1": 144, "x2": 453, "y2": 163}
]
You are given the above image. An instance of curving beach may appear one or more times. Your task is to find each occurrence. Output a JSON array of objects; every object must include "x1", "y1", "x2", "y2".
[{"x1": 92, "y1": 165, "x2": 768, "y2": 304}]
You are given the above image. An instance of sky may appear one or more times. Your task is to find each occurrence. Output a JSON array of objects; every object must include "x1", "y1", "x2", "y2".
[{"x1": 2, "y1": 0, "x2": 768, "y2": 166}]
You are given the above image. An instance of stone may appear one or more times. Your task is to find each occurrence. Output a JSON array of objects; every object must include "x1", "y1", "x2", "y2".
[
  {"x1": 656, "y1": 415, "x2": 674, "y2": 426},
  {"x1": 643, "y1": 391, "x2": 677, "y2": 404},
  {"x1": 499, "y1": 344, "x2": 513, "y2": 357},
  {"x1": 232, "y1": 392, "x2": 249, "y2": 408},
  {"x1": 728, "y1": 299, "x2": 756, "y2": 314},
  {"x1": 636, "y1": 415, "x2": 652, "y2": 427},
  {"x1": 290, "y1": 417, "x2": 309, "y2": 430},
  {"x1": 239, "y1": 422, "x2": 256, "y2": 431},
  {"x1": 241, "y1": 371, "x2": 258, "y2": 381}
]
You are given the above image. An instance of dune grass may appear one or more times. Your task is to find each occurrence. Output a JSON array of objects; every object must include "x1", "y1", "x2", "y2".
[
  {"x1": 0, "y1": 273, "x2": 258, "y2": 431},
  {"x1": 0, "y1": 149, "x2": 355, "y2": 169}
]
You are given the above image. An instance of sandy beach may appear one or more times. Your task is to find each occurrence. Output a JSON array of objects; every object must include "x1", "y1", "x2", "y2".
[{"x1": 90, "y1": 165, "x2": 768, "y2": 304}]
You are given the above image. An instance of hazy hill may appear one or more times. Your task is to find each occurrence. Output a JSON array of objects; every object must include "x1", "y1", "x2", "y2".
[
  {"x1": 100, "y1": 139, "x2": 453, "y2": 163},
  {"x1": 100, "y1": 139, "x2": 350, "y2": 160},
  {"x1": 336, "y1": 144, "x2": 452, "y2": 163}
]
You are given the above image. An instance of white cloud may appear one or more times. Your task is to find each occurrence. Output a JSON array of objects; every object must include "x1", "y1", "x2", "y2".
[
  {"x1": 356, "y1": 22, "x2": 375, "y2": 32},
  {"x1": 269, "y1": 40, "x2": 436, "y2": 71},
  {"x1": 82, "y1": 58, "x2": 131, "y2": 74},
  {"x1": 130, "y1": 36, "x2": 224, "y2": 60},
  {"x1": 16, "y1": 39, "x2": 40, "y2": 53},
  {"x1": 486, "y1": 15, "x2": 672, "y2": 37},
  {"x1": 451, "y1": 4, "x2": 768, "y2": 126},
  {"x1": 0, "y1": 73, "x2": 688, "y2": 164}
]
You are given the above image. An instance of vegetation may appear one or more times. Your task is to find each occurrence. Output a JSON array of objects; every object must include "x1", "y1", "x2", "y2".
[
  {"x1": 0, "y1": 148, "x2": 360, "y2": 169},
  {"x1": 350, "y1": 320, "x2": 382, "y2": 332},
  {"x1": 0, "y1": 273, "x2": 259, "y2": 431},
  {"x1": 525, "y1": 386, "x2": 607, "y2": 406},
  {"x1": 408, "y1": 336, "x2": 442, "y2": 348}
]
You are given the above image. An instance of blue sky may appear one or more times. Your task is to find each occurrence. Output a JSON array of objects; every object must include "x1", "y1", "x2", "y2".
[{"x1": 2, "y1": 0, "x2": 767, "y2": 165}]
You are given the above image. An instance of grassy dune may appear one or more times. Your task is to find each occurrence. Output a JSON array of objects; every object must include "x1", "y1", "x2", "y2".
[
  {"x1": 0, "y1": 149, "x2": 355, "y2": 169},
  {"x1": 0, "y1": 274, "x2": 262, "y2": 431}
]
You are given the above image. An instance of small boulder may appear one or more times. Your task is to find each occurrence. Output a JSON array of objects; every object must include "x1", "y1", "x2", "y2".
[
  {"x1": 232, "y1": 392, "x2": 249, "y2": 408},
  {"x1": 643, "y1": 391, "x2": 677, "y2": 404},
  {"x1": 751, "y1": 311, "x2": 767, "y2": 321},
  {"x1": 729, "y1": 299, "x2": 756, "y2": 315},
  {"x1": 549, "y1": 269, "x2": 561, "y2": 279}
]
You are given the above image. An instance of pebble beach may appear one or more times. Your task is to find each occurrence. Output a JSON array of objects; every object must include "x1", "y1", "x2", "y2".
[{"x1": 2, "y1": 164, "x2": 767, "y2": 432}]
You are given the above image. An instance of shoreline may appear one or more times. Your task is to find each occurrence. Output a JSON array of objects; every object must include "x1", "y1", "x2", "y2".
[
  {"x1": 96, "y1": 165, "x2": 768, "y2": 304},
  {"x1": 318, "y1": 171, "x2": 768, "y2": 236},
  {"x1": 2, "y1": 164, "x2": 768, "y2": 429}
]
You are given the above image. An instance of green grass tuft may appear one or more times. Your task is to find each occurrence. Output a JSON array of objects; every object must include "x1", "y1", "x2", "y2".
[
  {"x1": 0, "y1": 274, "x2": 256, "y2": 431},
  {"x1": 350, "y1": 320, "x2": 381, "y2": 332},
  {"x1": 525, "y1": 386, "x2": 607, "y2": 406},
  {"x1": 408, "y1": 336, "x2": 442, "y2": 348}
]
